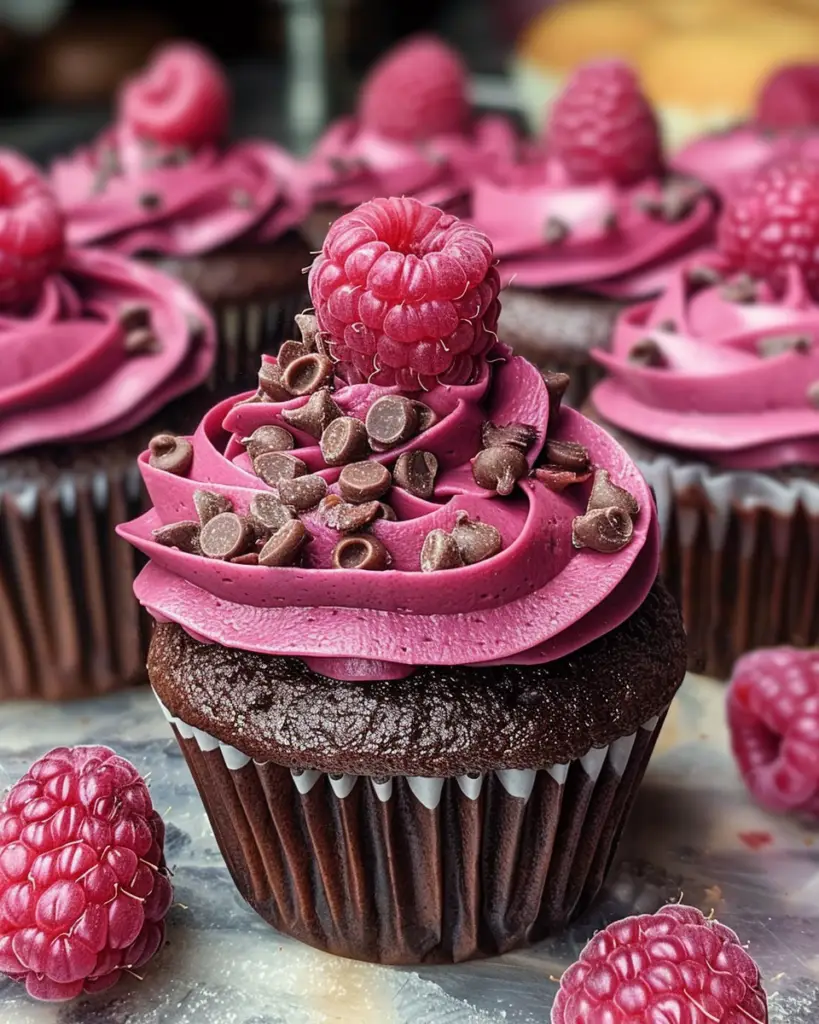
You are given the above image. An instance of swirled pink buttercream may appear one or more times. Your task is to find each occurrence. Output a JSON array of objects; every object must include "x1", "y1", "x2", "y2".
[
  {"x1": 0, "y1": 246, "x2": 215, "y2": 455},
  {"x1": 50, "y1": 125, "x2": 308, "y2": 256},
  {"x1": 117, "y1": 348, "x2": 659, "y2": 681},
  {"x1": 592, "y1": 258, "x2": 819, "y2": 469}
]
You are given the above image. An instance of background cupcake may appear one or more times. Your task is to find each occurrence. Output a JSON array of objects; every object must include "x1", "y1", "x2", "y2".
[
  {"x1": 472, "y1": 60, "x2": 716, "y2": 405},
  {"x1": 50, "y1": 41, "x2": 310, "y2": 389},
  {"x1": 118, "y1": 197, "x2": 686, "y2": 963},
  {"x1": 590, "y1": 160, "x2": 819, "y2": 678},
  {"x1": 0, "y1": 149, "x2": 216, "y2": 700}
]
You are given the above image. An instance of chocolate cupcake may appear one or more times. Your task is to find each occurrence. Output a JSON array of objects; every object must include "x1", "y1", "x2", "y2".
[
  {"x1": 471, "y1": 60, "x2": 716, "y2": 406},
  {"x1": 118, "y1": 197, "x2": 686, "y2": 963},
  {"x1": 50, "y1": 42, "x2": 310, "y2": 389},
  {"x1": 0, "y1": 151, "x2": 216, "y2": 700},
  {"x1": 590, "y1": 160, "x2": 819, "y2": 677}
]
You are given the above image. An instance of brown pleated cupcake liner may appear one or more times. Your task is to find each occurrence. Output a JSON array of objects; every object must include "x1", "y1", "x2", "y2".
[
  {"x1": 0, "y1": 461, "x2": 150, "y2": 700},
  {"x1": 157, "y1": 694, "x2": 665, "y2": 964},
  {"x1": 640, "y1": 456, "x2": 819, "y2": 679}
]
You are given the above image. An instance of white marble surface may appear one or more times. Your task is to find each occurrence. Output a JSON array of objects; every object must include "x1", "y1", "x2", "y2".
[{"x1": 0, "y1": 674, "x2": 817, "y2": 1024}]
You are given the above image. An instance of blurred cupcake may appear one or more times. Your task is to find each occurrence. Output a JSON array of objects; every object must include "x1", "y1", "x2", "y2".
[
  {"x1": 590, "y1": 160, "x2": 819, "y2": 677},
  {"x1": 118, "y1": 196, "x2": 686, "y2": 964},
  {"x1": 472, "y1": 61, "x2": 716, "y2": 404},
  {"x1": 0, "y1": 150, "x2": 216, "y2": 700},
  {"x1": 50, "y1": 41, "x2": 310, "y2": 388}
]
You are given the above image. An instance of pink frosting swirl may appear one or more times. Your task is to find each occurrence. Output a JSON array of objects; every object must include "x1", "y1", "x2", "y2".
[
  {"x1": 117, "y1": 348, "x2": 659, "y2": 682},
  {"x1": 592, "y1": 258, "x2": 819, "y2": 469},
  {"x1": 0, "y1": 246, "x2": 215, "y2": 455},
  {"x1": 471, "y1": 119, "x2": 716, "y2": 299}
]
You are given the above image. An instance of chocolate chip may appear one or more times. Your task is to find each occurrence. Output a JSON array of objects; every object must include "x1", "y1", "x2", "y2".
[
  {"x1": 193, "y1": 490, "x2": 233, "y2": 525},
  {"x1": 148, "y1": 434, "x2": 193, "y2": 475},
  {"x1": 281, "y1": 353, "x2": 335, "y2": 396},
  {"x1": 482, "y1": 421, "x2": 538, "y2": 452},
  {"x1": 541, "y1": 370, "x2": 571, "y2": 431},
  {"x1": 124, "y1": 328, "x2": 160, "y2": 355},
  {"x1": 602, "y1": 211, "x2": 619, "y2": 234},
  {"x1": 721, "y1": 274, "x2": 757, "y2": 304},
  {"x1": 253, "y1": 452, "x2": 307, "y2": 488},
  {"x1": 807, "y1": 381, "x2": 819, "y2": 407},
  {"x1": 451, "y1": 513, "x2": 502, "y2": 565},
  {"x1": 628, "y1": 339, "x2": 667, "y2": 368},
  {"x1": 338, "y1": 461, "x2": 392, "y2": 503},
  {"x1": 544, "y1": 216, "x2": 568, "y2": 245},
  {"x1": 242, "y1": 425, "x2": 296, "y2": 459},
  {"x1": 412, "y1": 401, "x2": 438, "y2": 432},
  {"x1": 259, "y1": 521, "x2": 309, "y2": 566},
  {"x1": 375, "y1": 502, "x2": 397, "y2": 521},
  {"x1": 200, "y1": 512, "x2": 254, "y2": 560},
  {"x1": 534, "y1": 465, "x2": 592, "y2": 492},
  {"x1": 282, "y1": 389, "x2": 342, "y2": 439},
  {"x1": 258, "y1": 361, "x2": 290, "y2": 402},
  {"x1": 278, "y1": 474, "x2": 327, "y2": 511},
  {"x1": 542, "y1": 439, "x2": 590, "y2": 472},
  {"x1": 365, "y1": 396, "x2": 419, "y2": 449},
  {"x1": 320, "y1": 494, "x2": 381, "y2": 532},
  {"x1": 248, "y1": 492, "x2": 295, "y2": 534},
  {"x1": 295, "y1": 313, "x2": 319, "y2": 352},
  {"x1": 320, "y1": 416, "x2": 369, "y2": 466},
  {"x1": 687, "y1": 264, "x2": 722, "y2": 288},
  {"x1": 152, "y1": 520, "x2": 200, "y2": 554},
  {"x1": 332, "y1": 535, "x2": 390, "y2": 571},
  {"x1": 118, "y1": 302, "x2": 151, "y2": 332},
  {"x1": 758, "y1": 333, "x2": 812, "y2": 358},
  {"x1": 232, "y1": 188, "x2": 253, "y2": 209},
  {"x1": 587, "y1": 469, "x2": 640, "y2": 517},
  {"x1": 657, "y1": 318, "x2": 677, "y2": 333},
  {"x1": 420, "y1": 530, "x2": 464, "y2": 572},
  {"x1": 471, "y1": 445, "x2": 527, "y2": 495},
  {"x1": 392, "y1": 451, "x2": 438, "y2": 499},
  {"x1": 138, "y1": 191, "x2": 161, "y2": 210},
  {"x1": 572, "y1": 506, "x2": 634, "y2": 553},
  {"x1": 231, "y1": 551, "x2": 259, "y2": 565},
  {"x1": 277, "y1": 340, "x2": 308, "y2": 369},
  {"x1": 658, "y1": 179, "x2": 702, "y2": 222}
]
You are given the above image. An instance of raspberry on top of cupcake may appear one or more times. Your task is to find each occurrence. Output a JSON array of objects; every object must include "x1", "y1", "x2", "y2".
[
  {"x1": 592, "y1": 159, "x2": 819, "y2": 471},
  {"x1": 674, "y1": 62, "x2": 819, "y2": 201},
  {"x1": 0, "y1": 150, "x2": 215, "y2": 455},
  {"x1": 472, "y1": 60, "x2": 716, "y2": 300},
  {"x1": 50, "y1": 42, "x2": 308, "y2": 256},
  {"x1": 118, "y1": 196, "x2": 659, "y2": 686}
]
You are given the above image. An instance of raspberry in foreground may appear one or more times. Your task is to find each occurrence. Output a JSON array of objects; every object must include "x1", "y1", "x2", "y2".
[
  {"x1": 0, "y1": 150, "x2": 64, "y2": 308},
  {"x1": 546, "y1": 60, "x2": 662, "y2": 186},
  {"x1": 552, "y1": 904, "x2": 768, "y2": 1024},
  {"x1": 718, "y1": 160, "x2": 819, "y2": 299},
  {"x1": 728, "y1": 648, "x2": 819, "y2": 819},
  {"x1": 308, "y1": 196, "x2": 500, "y2": 391},
  {"x1": 756, "y1": 63, "x2": 819, "y2": 130},
  {"x1": 358, "y1": 35, "x2": 470, "y2": 142},
  {"x1": 0, "y1": 746, "x2": 172, "y2": 1002},
  {"x1": 118, "y1": 42, "x2": 230, "y2": 148}
]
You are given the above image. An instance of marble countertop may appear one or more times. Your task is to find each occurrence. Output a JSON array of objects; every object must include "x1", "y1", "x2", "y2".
[{"x1": 0, "y1": 673, "x2": 816, "y2": 1024}]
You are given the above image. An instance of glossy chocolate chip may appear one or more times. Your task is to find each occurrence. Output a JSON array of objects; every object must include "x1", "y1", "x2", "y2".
[
  {"x1": 124, "y1": 328, "x2": 160, "y2": 355},
  {"x1": 138, "y1": 191, "x2": 161, "y2": 210},
  {"x1": 420, "y1": 530, "x2": 464, "y2": 572},
  {"x1": 258, "y1": 361, "x2": 290, "y2": 402},
  {"x1": 451, "y1": 514, "x2": 502, "y2": 565},
  {"x1": 338, "y1": 461, "x2": 392, "y2": 504},
  {"x1": 534, "y1": 465, "x2": 592, "y2": 493},
  {"x1": 193, "y1": 490, "x2": 233, "y2": 525},
  {"x1": 721, "y1": 274, "x2": 757, "y2": 304},
  {"x1": 392, "y1": 451, "x2": 438, "y2": 499},
  {"x1": 542, "y1": 439, "x2": 590, "y2": 473},
  {"x1": 200, "y1": 512, "x2": 254, "y2": 560},
  {"x1": 148, "y1": 434, "x2": 193, "y2": 476},
  {"x1": 320, "y1": 494, "x2": 381, "y2": 532},
  {"x1": 332, "y1": 534, "x2": 389, "y2": 571},
  {"x1": 587, "y1": 469, "x2": 640, "y2": 517},
  {"x1": 231, "y1": 551, "x2": 259, "y2": 565},
  {"x1": 365, "y1": 396, "x2": 419, "y2": 449},
  {"x1": 412, "y1": 401, "x2": 438, "y2": 432},
  {"x1": 572, "y1": 506, "x2": 634, "y2": 553},
  {"x1": 758, "y1": 333, "x2": 812, "y2": 358},
  {"x1": 248, "y1": 492, "x2": 295, "y2": 534},
  {"x1": 482, "y1": 421, "x2": 537, "y2": 452},
  {"x1": 628, "y1": 338, "x2": 666, "y2": 367},
  {"x1": 118, "y1": 302, "x2": 151, "y2": 331},
  {"x1": 541, "y1": 370, "x2": 571, "y2": 431},
  {"x1": 259, "y1": 520, "x2": 309, "y2": 567},
  {"x1": 242, "y1": 425, "x2": 295, "y2": 459},
  {"x1": 152, "y1": 521, "x2": 200, "y2": 554},
  {"x1": 375, "y1": 502, "x2": 397, "y2": 521},
  {"x1": 253, "y1": 452, "x2": 308, "y2": 489},
  {"x1": 278, "y1": 474, "x2": 327, "y2": 511},
  {"x1": 320, "y1": 416, "x2": 369, "y2": 466},
  {"x1": 282, "y1": 353, "x2": 335, "y2": 396},
  {"x1": 282, "y1": 388, "x2": 342, "y2": 439},
  {"x1": 277, "y1": 340, "x2": 308, "y2": 369},
  {"x1": 687, "y1": 264, "x2": 722, "y2": 288},
  {"x1": 295, "y1": 312, "x2": 319, "y2": 352},
  {"x1": 471, "y1": 445, "x2": 527, "y2": 495}
]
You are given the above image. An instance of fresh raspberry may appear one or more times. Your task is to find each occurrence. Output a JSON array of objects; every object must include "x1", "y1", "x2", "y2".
[
  {"x1": 118, "y1": 42, "x2": 230, "y2": 148},
  {"x1": 756, "y1": 63, "x2": 819, "y2": 130},
  {"x1": 308, "y1": 196, "x2": 500, "y2": 391},
  {"x1": 718, "y1": 160, "x2": 819, "y2": 298},
  {"x1": 728, "y1": 648, "x2": 819, "y2": 818},
  {"x1": 358, "y1": 35, "x2": 470, "y2": 142},
  {"x1": 546, "y1": 60, "x2": 662, "y2": 186},
  {"x1": 0, "y1": 746, "x2": 172, "y2": 1002},
  {"x1": 0, "y1": 151, "x2": 64, "y2": 308},
  {"x1": 552, "y1": 904, "x2": 768, "y2": 1024}
]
